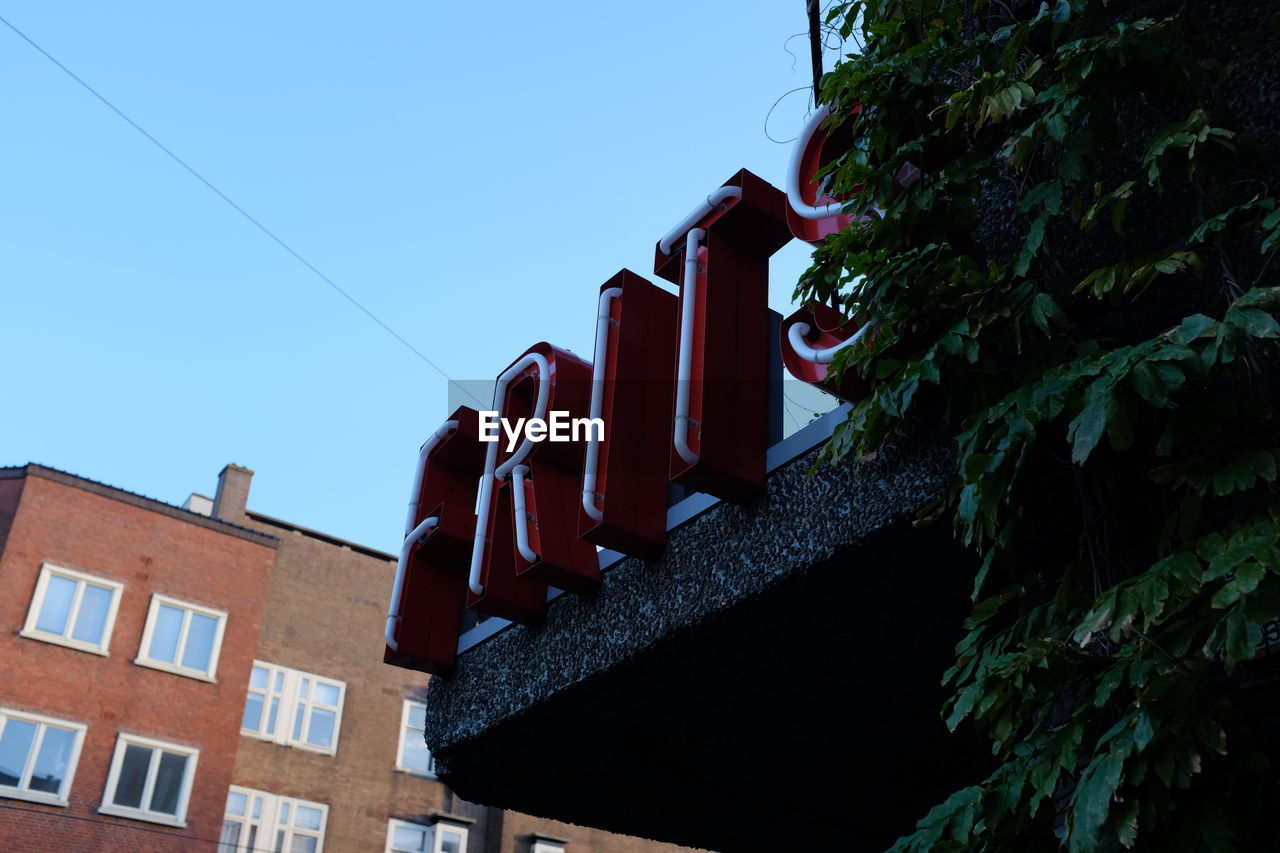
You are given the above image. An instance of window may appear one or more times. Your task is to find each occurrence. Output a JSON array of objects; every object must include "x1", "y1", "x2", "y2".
[
  {"x1": 221, "y1": 787, "x2": 328, "y2": 853},
  {"x1": 0, "y1": 708, "x2": 86, "y2": 806},
  {"x1": 100, "y1": 734, "x2": 198, "y2": 826},
  {"x1": 21, "y1": 563, "x2": 123, "y2": 655},
  {"x1": 435, "y1": 823, "x2": 468, "y2": 853},
  {"x1": 386, "y1": 818, "x2": 469, "y2": 853},
  {"x1": 531, "y1": 842, "x2": 565, "y2": 853},
  {"x1": 240, "y1": 661, "x2": 346, "y2": 754},
  {"x1": 135, "y1": 594, "x2": 227, "y2": 681},
  {"x1": 396, "y1": 700, "x2": 436, "y2": 778}
]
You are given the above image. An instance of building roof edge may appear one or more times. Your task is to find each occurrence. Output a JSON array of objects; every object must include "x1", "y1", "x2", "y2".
[
  {"x1": 245, "y1": 510, "x2": 394, "y2": 561},
  {"x1": 0, "y1": 463, "x2": 280, "y2": 549}
]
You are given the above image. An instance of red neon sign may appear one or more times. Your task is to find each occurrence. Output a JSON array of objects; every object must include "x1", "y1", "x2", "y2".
[{"x1": 385, "y1": 110, "x2": 925, "y2": 672}]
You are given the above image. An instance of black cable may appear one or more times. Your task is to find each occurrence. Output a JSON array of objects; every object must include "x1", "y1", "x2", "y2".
[{"x1": 0, "y1": 13, "x2": 486, "y2": 409}]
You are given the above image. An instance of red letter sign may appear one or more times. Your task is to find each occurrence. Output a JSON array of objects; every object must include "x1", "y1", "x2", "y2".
[
  {"x1": 385, "y1": 407, "x2": 485, "y2": 673},
  {"x1": 655, "y1": 169, "x2": 792, "y2": 504},
  {"x1": 468, "y1": 343, "x2": 597, "y2": 624},
  {"x1": 577, "y1": 270, "x2": 678, "y2": 557}
]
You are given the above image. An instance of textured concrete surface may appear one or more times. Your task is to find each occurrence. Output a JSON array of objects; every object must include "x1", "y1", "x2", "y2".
[
  {"x1": 426, "y1": 431, "x2": 950, "y2": 745},
  {"x1": 425, "y1": 432, "x2": 986, "y2": 851}
]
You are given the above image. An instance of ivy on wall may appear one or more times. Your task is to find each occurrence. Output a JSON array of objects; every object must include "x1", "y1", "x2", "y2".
[{"x1": 802, "y1": 1, "x2": 1280, "y2": 850}]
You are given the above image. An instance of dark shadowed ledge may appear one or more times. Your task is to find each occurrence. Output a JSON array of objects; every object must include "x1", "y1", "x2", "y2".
[{"x1": 424, "y1": 430, "x2": 988, "y2": 852}]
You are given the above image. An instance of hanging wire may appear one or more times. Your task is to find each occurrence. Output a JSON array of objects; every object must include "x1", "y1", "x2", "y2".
[{"x1": 0, "y1": 13, "x2": 486, "y2": 409}]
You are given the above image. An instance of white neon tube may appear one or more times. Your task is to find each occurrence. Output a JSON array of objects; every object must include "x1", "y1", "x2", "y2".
[
  {"x1": 787, "y1": 103, "x2": 848, "y2": 221},
  {"x1": 673, "y1": 228, "x2": 705, "y2": 467},
  {"x1": 582, "y1": 287, "x2": 623, "y2": 523},
  {"x1": 658, "y1": 186, "x2": 742, "y2": 256},
  {"x1": 385, "y1": 515, "x2": 440, "y2": 651},
  {"x1": 510, "y1": 464, "x2": 539, "y2": 564},
  {"x1": 469, "y1": 351, "x2": 551, "y2": 596},
  {"x1": 404, "y1": 420, "x2": 460, "y2": 535},
  {"x1": 494, "y1": 353, "x2": 551, "y2": 481},
  {"x1": 386, "y1": 415, "x2": 463, "y2": 651},
  {"x1": 787, "y1": 320, "x2": 873, "y2": 364}
]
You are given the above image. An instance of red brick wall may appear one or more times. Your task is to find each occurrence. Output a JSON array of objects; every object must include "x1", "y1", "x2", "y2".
[{"x1": 0, "y1": 472, "x2": 277, "y2": 852}]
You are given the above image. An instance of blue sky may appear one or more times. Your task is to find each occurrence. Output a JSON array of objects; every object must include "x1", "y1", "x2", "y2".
[{"x1": 0, "y1": 2, "x2": 843, "y2": 552}]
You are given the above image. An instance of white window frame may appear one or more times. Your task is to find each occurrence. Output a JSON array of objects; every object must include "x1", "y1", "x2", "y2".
[
  {"x1": 433, "y1": 821, "x2": 470, "y2": 853},
  {"x1": 395, "y1": 700, "x2": 436, "y2": 778},
  {"x1": 385, "y1": 818, "x2": 469, "y2": 853},
  {"x1": 20, "y1": 562, "x2": 124, "y2": 656},
  {"x1": 223, "y1": 786, "x2": 328, "y2": 853},
  {"x1": 135, "y1": 593, "x2": 228, "y2": 682},
  {"x1": 0, "y1": 707, "x2": 87, "y2": 807},
  {"x1": 531, "y1": 841, "x2": 565, "y2": 853},
  {"x1": 239, "y1": 660, "x2": 346, "y2": 756},
  {"x1": 386, "y1": 818, "x2": 431, "y2": 853},
  {"x1": 99, "y1": 733, "x2": 199, "y2": 827}
]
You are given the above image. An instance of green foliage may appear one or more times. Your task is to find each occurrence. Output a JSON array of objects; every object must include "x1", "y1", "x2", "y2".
[{"x1": 802, "y1": 1, "x2": 1280, "y2": 849}]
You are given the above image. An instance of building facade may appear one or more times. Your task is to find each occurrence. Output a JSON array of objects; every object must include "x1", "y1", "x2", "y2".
[
  {"x1": 0, "y1": 464, "x2": 278, "y2": 852},
  {"x1": 199, "y1": 464, "x2": 701, "y2": 853},
  {"x1": 0, "y1": 461, "x2": 699, "y2": 852}
]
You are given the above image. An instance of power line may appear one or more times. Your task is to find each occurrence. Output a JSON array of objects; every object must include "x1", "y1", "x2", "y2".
[{"x1": 0, "y1": 13, "x2": 486, "y2": 409}]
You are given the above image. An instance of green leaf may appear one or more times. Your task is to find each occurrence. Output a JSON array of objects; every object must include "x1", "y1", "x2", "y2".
[
  {"x1": 1067, "y1": 379, "x2": 1115, "y2": 464},
  {"x1": 1212, "y1": 450, "x2": 1280, "y2": 496},
  {"x1": 1211, "y1": 560, "x2": 1266, "y2": 608},
  {"x1": 1231, "y1": 307, "x2": 1280, "y2": 338},
  {"x1": 1070, "y1": 750, "x2": 1128, "y2": 852}
]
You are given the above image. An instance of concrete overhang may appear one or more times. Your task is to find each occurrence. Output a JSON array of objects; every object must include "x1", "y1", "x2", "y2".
[{"x1": 424, "y1": 422, "x2": 986, "y2": 852}]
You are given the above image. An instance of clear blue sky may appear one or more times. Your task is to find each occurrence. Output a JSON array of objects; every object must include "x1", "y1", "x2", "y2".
[{"x1": 0, "y1": 2, "x2": 843, "y2": 552}]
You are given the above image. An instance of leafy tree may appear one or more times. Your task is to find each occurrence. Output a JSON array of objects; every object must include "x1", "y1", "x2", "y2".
[{"x1": 801, "y1": 1, "x2": 1280, "y2": 849}]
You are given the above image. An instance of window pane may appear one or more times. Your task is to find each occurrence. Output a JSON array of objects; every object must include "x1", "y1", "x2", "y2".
[
  {"x1": 267, "y1": 698, "x2": 280, "y2": 735},
  {"x1": 242, "y1": 694, "x2": 264, "y2": 731},
  {"x1": 148, "y1": 605, "x2": 185, "y2": 664},
  {"x1": 313, "y1": 682, "x2": 340, "y2": 706},
  {"x1": 295, "y1": 805, "x2": 323, "y2": 830},
  {"x1": 250, "y1": 666, "x2": 269, "y2": 689},
  {"x1": 28, "y1": 726, "x2": 76, "y2": 794},
  {"x1": 408, "y1": 703, "x2": 427, "y2": 730},
  {"x1": 112, "y1": 744, "x2": 151, "y2": 808},
  {"x1": 0, "y1": 719, "x2": 37, "y2": 786},
  {"x1": 290, "y1": 836, "x2": 317, "y2": 853},
  {"x1": 219, "y1": 820, "x2": 242, "y2": 852},
  {"x1": 225, "y1": 790, "x2": 247, "y2": 817},
  {"x1": 293, "y1": 705, "x2": 304, "y2": 741},
  {"x1": 149, "y1": 751, "x2": 188, "y2": 815},
  {"x1": 299, "y1": 679, "x2": 310, "y2": 700},
  {"x1": 402, "y1": 736, "x2": 433, "y2": 774},
  {"x1": 392, "y1": 825, "x2": 428, "y2": 852},
  {"x1": 279, "y1": 801, "x2": 291, "y2": 824},
  {"x1": 181, "y1": 612, "x2": 218, "y2": 672},
  {"x1": 439, "y1": 829, "x2": 464, "y2": 853},
  {"x1": 274, "y1": 672, "x2": 285, "y2": 691},
  {"x1": 306, "y1": 709, "x2": 336, "y2": 748},
  {"x1": 35, "y1": 575, "x2": 77, "y2": 635},
  {"x1": 71, "y1": 583, "x2": 113, "y2": 644}
]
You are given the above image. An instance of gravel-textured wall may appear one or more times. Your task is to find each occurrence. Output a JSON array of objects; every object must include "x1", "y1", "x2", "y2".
[
  {"x1": 420, "y1": 427, "x2": 984, "y2": 851},
  {"x1": 425, "y1": 430, "x2": 953, "y2": 751}
]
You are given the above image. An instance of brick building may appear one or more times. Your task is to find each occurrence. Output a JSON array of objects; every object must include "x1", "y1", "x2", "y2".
[
  {"x1": 0, "y1": 464, "x2": 278, "y2": 852},
  {"x1": 198, "y1": 464, "x2": 700, "y2": 853},
  {"x1": 0, "y1": 461, "x2": 699, "y2": 853}
]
